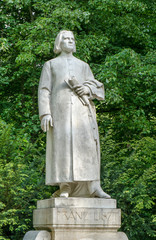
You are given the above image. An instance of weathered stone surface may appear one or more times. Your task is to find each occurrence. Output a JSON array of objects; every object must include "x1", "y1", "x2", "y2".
[
  {"x1": 34, "y1": 207, "x2": 121, "y2": 229},
  {"x1": 33, "y1": 198, "x2": 120, "y2": 231},
  {"x1": 32, "y1": 198, "x2": 129, "y2": 240},
  {"x1": 50, "y1": 230, "x2": 128, "y2": 240},
  {"x1": 37, "y1": 197, "x2": 116, "y2": 209},
  {"x1": 80, "y1": 231, "x2": 128, "y2": 240},
  {"x1": 23, "y1": 230, "x2": 51, "y2": 240}
]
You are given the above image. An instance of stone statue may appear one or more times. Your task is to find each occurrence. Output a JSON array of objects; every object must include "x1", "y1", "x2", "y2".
[{"x1": 38, "y1": 30, "x2": 110, "y2": 198}]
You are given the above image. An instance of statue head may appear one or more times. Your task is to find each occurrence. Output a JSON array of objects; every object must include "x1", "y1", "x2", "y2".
[{"x1": 54, "y1": 30, "x2": 76, "y2": 54}]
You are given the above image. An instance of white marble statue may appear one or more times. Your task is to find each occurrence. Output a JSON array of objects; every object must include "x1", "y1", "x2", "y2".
[{"x1": 38, "y1": 30, "x2": 110, "y2": 198}]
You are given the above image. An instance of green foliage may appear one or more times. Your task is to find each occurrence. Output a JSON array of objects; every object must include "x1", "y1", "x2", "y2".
[
  {"x1": 0, "y1": 119, "x2": 53, "y2": 239},
  {"x1": 0, "y1": 0, "x2": 155, "y2": 239},
  {"x1": 100, "y1": 135, "x2": 156, "y2": 240},
  {"x1": 96, "y1": 48, "x2": 156, "y2": 140}
]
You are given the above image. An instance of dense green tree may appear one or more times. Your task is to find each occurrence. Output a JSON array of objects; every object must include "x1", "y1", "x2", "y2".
[
  {"x1": 0, "y1": 119, "x2": 53, "y2": 240},
  {"x1": 100, "y1": 135, "x2": 156, "y2": 239},
  {"x1": 0, "y1": 0, "x2": 155, "y2": 239}
]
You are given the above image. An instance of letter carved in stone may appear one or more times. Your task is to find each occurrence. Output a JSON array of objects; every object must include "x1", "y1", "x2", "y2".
[{"x1": 57, "y1": 209, "x2": 88, "y2": 223}]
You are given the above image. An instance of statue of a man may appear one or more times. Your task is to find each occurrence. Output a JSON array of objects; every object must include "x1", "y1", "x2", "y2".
[{"x1": 38, "y1": 30, "x2": 110, "y2": 198}]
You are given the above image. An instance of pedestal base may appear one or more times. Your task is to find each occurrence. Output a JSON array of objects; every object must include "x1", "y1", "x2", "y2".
[
  {"x1": 79, "y1": 232, "x2": 128, "y2": 240},
  {"x1": 32, "y1": 198, "x2": 128, "y2": 240},
  {"x1": 23, "y1": 230, "x2": 51, "y2": 240},
  {"x1": 46, "y1": 229, "x2": 128, "y2": 240}
]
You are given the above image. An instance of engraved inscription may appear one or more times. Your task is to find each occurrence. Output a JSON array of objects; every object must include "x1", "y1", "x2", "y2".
[
  {"x1": 94, "y1": 210, "x2": 118, "y2": 224},
  {"x1": 58, "y1": 209, "x2": 88, "y2": 221},
  {"x1": 94, "y1": 211, "x2": 108, "y2": 223},
  {"x1": 57, "y1": 208, "x2": 120, "y2": 226}
]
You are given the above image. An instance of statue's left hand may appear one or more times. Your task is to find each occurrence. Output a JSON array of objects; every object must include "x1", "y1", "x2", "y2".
[{"x1": 73, "y1": 85, "x2": 89, "y2": 96}]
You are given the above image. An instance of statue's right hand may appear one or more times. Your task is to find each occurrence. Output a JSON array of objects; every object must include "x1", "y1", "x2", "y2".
[{"x1": 41, "y1": 115, "x2": 53, "y2": 132}]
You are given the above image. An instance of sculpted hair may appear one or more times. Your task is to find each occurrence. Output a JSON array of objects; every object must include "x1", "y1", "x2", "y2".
[{"x1": 53, "y1": 30, "x2": 76, "y2": 54}]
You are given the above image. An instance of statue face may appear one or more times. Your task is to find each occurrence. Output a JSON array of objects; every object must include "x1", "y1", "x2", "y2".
[{"x1": 60, "y1": 32, "x2": 75, "y2": 53}]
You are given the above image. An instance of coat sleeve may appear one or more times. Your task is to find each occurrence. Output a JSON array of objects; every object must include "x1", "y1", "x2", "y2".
[
  {"x1": 83, "y1": 63, "x2": 105, "y2": 100},
  {"x1": 38, "y1": 61, "x2": 52, "y2": 120}
]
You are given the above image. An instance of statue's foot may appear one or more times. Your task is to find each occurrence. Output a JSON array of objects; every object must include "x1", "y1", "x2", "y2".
[
  {"x1": 60, "y1": 192, "x2": 69, "y2": 198},
  {"x1": 88, "y1": 181, "x2": 111, "y2": 199},
  {"x1": 51, "y1": 189, "x2": 69, "y2": 198},
  {"x1": 59, "y1": 183, "x2": 71, "y2": 198},
  {"x1": 93, "y1": 189, "x2": 111, "y2": 198}
]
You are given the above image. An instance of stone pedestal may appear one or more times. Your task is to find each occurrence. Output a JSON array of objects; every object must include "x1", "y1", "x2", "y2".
[{"x1": 33, "y1": 198, "x2": 128, "y2": 240}]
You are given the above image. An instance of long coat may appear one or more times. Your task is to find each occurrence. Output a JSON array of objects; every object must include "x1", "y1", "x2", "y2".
[{"x1": 38, "y1": 55, "x2": 104, "y2": 185}]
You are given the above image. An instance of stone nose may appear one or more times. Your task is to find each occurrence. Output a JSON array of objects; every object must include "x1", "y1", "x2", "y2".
[{"x1": 69, "y1": 38, "x2": 73, "y2": 43}]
